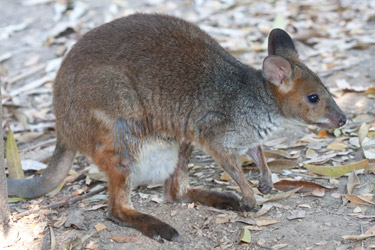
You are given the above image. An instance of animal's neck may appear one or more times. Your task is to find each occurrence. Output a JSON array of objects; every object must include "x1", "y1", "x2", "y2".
[{"x1": 231, "y1": 68, "x2": 284, "y2": 140}]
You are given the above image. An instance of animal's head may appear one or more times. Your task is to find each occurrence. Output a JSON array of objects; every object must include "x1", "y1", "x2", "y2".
[{"x1": 263, "y1": 28, "x2": 346, "y2": 129}]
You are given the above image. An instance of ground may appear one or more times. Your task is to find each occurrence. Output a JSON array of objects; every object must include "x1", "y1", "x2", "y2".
[{"x1": 1, "y1": 0, "x2": 375, "y2": 249}]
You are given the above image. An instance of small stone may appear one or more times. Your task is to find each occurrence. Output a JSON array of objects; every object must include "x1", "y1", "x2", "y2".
[{"x1": 257, "y1": 238, "x2": 266, "y2": 246}]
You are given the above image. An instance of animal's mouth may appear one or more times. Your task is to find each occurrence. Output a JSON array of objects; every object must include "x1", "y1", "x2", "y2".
[{"x1": 313, "y1": 118, "x2": 347, "y2": 129}]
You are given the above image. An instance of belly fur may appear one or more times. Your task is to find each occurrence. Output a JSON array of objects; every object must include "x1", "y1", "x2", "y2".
[{"x1": 131, "y1": 138, "x2": 178, "y2": 187}]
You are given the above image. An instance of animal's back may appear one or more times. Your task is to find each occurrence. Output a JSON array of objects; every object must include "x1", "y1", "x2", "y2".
[{"x1": 53, "y1": 14, "x2": 243, "y2": 153}]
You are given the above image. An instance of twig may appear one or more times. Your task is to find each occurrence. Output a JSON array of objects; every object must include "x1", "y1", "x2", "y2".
[
  {"x1": 13, "y1": 186, "x2": 106, "y2": 219},
  {"x1": 65, "y1": 167, "x2": 90, "y2": 183},
  {"x1": 19, "y1": 138, "x2": 56, "y2": 153},
  {"x1": 3, "y1": 63, "x2": 45, "y2": 85}
]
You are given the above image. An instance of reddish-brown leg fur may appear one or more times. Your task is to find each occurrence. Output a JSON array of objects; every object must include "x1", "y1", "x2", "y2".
[
  {"x1": 247, "y1": 145, "x2": 273, "y2": 194},
  {"x1": 92, "y1": 129, "x2": 179, "y2": 243},
  {"x1": 164, "y1": 143, "x2": 246, "y2": 211}
]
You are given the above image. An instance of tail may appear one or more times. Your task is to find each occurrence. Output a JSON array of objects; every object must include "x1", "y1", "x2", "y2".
[{"x1": 7, "y1": 142, "x2": 76, "y2": 199}]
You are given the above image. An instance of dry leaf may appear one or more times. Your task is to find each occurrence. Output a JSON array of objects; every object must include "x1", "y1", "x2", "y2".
[
  {"x1": 298, "y1": 204, "x2": 311, "y2": 209},
  {"x1": 87, "y1": 204, "x2": 107, "y2": 211},
  {"x1": 274, "y1": 180, "x2": 333, "y2": 193},
  {"x1": 346, "y1": 171, "x2": 360, "y2": 194},
  {"x1": 358, "y1": 122, "x2": 370, "y2": 146},
  {"x1": 150, "y1": 194, "x2": 163, "y2": 204},
  {"x1": 303, "y1": 152, "x2": 338, "y2": 165},
  {"x1": 85, "y1": 241, "x2": 99, "y2": 250},
  {"x1": 239, "y1": 155, "x2": 254, "y2": 166},
  {"x1": 94, "y1": 223, "x2": 107, "y2": 232},
  {"x1": 110, "y1": 235, "x2": 139, "y2": 243},
  {"x1": 257, "y1": 187, "x2": 302, "y2": 205},
  {"x1": 272, "y1": 243, "x2": 288, "y2": 249},
  {"x1": 362, "y1": 137, "x2": 375, "y2": 159},
  {"x1": 365, "y1": 88, "x2": 375, "y2": 95},
  {"x1": 349, "y1": 137, "x2": 360, "y2": 148},
  {"x1": 317, "y1": 130, "x2": 328, "y2": 138},
  {"x1": 312, "y1": 187, "x2": 325, "y2": 197},
  {"x1": 256, "y1": 218, "x2": 279, "y2": 226},
  {"x1": 265, "y1": 150, "x2": 298, "y2": 159},
  {"x1": 365, "y1": 160, "x2": 375, "y2": 174},
  {"x1": 306, "y1": 148, "x2": 318, "y2": 159},
  {"x1": 245, "y1": 225, "x2": 263, "y2": 231},
  {"x1": 14, "y1": 131, "x2": 44, "y2": 143},
  {"x1": 53, "y1": 216, "x2": 68, "y2": 228},
  {"x1": 64, "y1": 210, "x2": 86, "y2": 230},
  {"x1": 220, "y1": 171, "x2": 231, "y2": 181},
  {"x1": 21, "y1": 159, "x2": 47, "y2": 171},
  {"x1": 315, "y1": 241, "x2": 328, "y2": 246},
  {"x1": 49, "y1": 226, "x2": 56, "y2": 250},
  {"x1": 287, "y1": 210, "x2": 306, "y2": 220},
  {"x1": 327, "y1": 143, "x2": 348, "y2": 151},
  {"x1": 267, "y1": 159, "x2": 299, "y2": 170},
  {"x1": 263, "y1": 137, "x2": 287, "y2": 147},
  {"x1": 365, "y1": 226, "x2": 375, "y2": 235},
  {"x1": 214, "y1": 214, "x2": 234, "y2": 224},
  {"x1": 344, "y1": 194, "x2": 375, "y2": 206},
  {"x1": 304, "y1": 159, "x2": 369, "y2": 177},
  {"x1": 255, "y1": 202, "x2": 273, "y2": 217},
  {"x1": 85, "y1": 165, "x2": 106, "y2": 181}
]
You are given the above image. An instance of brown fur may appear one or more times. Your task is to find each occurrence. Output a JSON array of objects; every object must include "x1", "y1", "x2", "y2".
[{"x1": 7, "y1": 14, "x2": 346, "y2": 242}]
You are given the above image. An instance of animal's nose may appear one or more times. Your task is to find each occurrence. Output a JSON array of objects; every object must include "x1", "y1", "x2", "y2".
[{"x1": 338, "y1": 115, "x2": 347, "y2": 127}]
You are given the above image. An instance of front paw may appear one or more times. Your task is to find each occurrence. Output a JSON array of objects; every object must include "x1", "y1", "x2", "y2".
[
  {"x1": 258, "y1": 175, "x2": 273, "y2": 194},
  {"x1": 239, "y1": 197, "x2": 257, "y2": 212}
]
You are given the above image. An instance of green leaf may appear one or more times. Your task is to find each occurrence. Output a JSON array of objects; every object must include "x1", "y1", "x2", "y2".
[
  {"x1": 333, "y1": 129, "x2": 342, "y2": 137},
  {"x1": 6, "y1": 127, "x2": 24, "y2": 179},
  {"x1": 8, "y1": 197, "x2": 28, "y2": 203},
  {"x1": 47, "y1": 181, "x2": 66, "y2": 197},
  {"x1": 239, "y1": 227, "x2": 251, "y2": 243},
  {"x1": 304, "y1": 159, "x2": 369, "y2": 177}
]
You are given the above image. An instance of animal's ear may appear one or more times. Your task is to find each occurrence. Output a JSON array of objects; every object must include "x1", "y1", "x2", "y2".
[
  {"x1": 262, "y1": 55, "x2": 293, "y2": 91},
  {"x1": 268, "y1": 28, "x2": 298, "y2": 60}
]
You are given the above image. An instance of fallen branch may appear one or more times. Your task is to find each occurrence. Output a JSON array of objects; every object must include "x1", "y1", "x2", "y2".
[
  {"x1": 343, "y1": 234, "x2": 375, "y2": 241},
  {"x1": 13, "y1": 186, "x2": 106, "y2": 219}
]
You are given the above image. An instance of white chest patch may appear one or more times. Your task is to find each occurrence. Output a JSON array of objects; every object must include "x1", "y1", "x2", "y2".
[{"x1": 131, "y1": 139, "x2": 179, "y2": 187}]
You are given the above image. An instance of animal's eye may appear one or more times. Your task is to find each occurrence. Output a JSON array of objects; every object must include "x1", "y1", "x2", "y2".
[{"x1": 307, "y1": 94, "x2": 319, "y2": 104}]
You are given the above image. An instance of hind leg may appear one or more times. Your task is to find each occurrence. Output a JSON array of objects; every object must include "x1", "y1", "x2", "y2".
[
  {"x1": 164, "y1": 143, "x2": 243, "y2": 211},
  {"x1": 93, "y1": 133, "x2": 179, "y2": 242}
]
